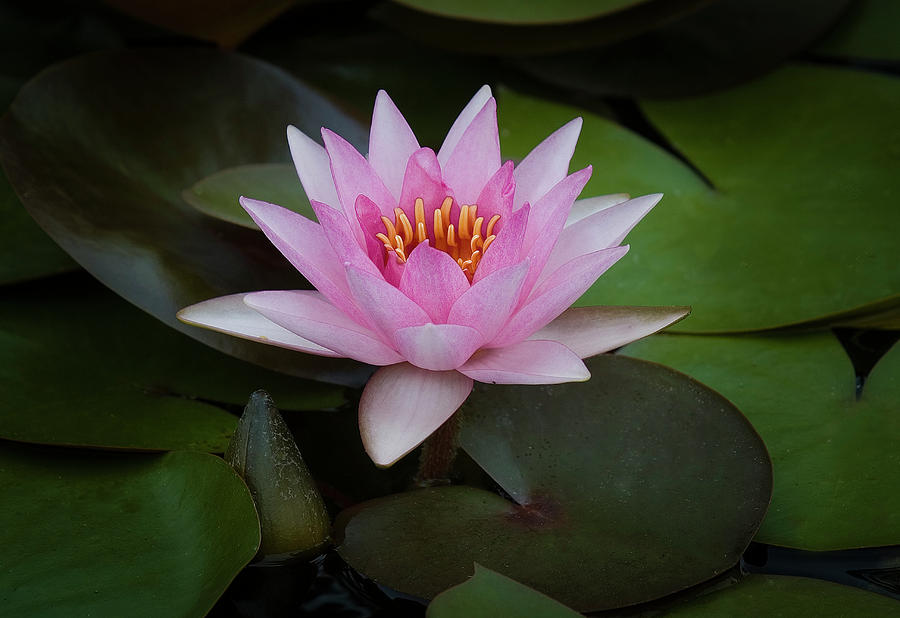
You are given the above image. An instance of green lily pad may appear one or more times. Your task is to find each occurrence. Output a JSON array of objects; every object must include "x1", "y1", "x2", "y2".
[
  {"x1": 102, "y1": 0, "x2": 297, "y2": 47},
  {"x1": 0, "y1": 49, "x2": 370, "y2": 385},
  {"x1": 0, "y1": 279, "x2": 345, "y2": 451},
  {"x1": 815, "y1": 0, "x2": 900, "y2": 62},
  {"x1": 498, "y1": 66, "x2": 900, "y2": 332},
  {"x1": 388, "y1": 0, "x2": 653, "y2": 25},
  {"x1": 183, "y1": 163, "x2": 316, "y2": 229},
  {"x1": 0, "y1": 444, "x2": 260, "y2": 616},
  {"x1": 336, "y1": 355, "x2": 772, "y2": 611},
  {"x1": 665, "y1": 574, "x2": 900, "y2": 616},
  {"x1": 623, "y1": 333, "x2": 900, "y2": 550},
  {"x1": 517, "y1": 0, "x2": 851, "y2": 98},
  {"x1": 373, "y1": 0, "x2": 709, "y2": 56},
  {"x1": 427, "y1": 564, "x2": 581, "y2": 618}
]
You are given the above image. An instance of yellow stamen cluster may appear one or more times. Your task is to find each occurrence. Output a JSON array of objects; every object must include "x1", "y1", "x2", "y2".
[{"x1": 376, "y1": 196, "x2": 500, "y2": 278}]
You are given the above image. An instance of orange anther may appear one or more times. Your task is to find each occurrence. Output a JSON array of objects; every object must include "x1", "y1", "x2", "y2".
[{"x1": 486, "y1": 214, "x2": 500, "y2": 238}]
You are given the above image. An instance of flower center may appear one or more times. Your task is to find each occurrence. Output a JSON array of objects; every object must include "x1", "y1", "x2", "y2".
[{"x1": 375, "y1": 196, "x2": 500, "y2": 279}]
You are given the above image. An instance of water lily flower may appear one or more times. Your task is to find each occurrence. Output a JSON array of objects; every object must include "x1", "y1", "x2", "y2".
[{"x1": 178, "y1": 86, "x2": 688, "y2": 466}]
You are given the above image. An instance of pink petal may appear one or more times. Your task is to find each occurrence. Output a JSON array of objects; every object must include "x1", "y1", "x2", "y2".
[
  {"x1": 540, "y1": 193, "x2": 661, "y2": 287},
  {"x1": 442, "y1": 97, "x2": 500, "y2": 205},
  {"x1": 459, "y1": 340, "x2": 589, "y2": 384},
  {"x1": 399, "y1": 242, "x2": 470, "y2": 323},
  {"x1": 398, "y1": 147, "x2": 452, "y2": 224},
  {"x1": 448, "y1": 260, "x2": 528, "y2": 342},
  {"x1": 368, "y1": 90, "x2": 420, "y2": 201},
  {"x1": 472, "y1": 203, "x2": 529, "y2": 284},
  {"x1": 322, "y1": 128, "x2": 396, "y2": 219},
  {"x1": 244, "y1": 290, "x2": 404, "y2": 366},
  {"x1": 286, "y1": 125, "x2": 340, "y2": 208},
  {"x1": 492, "y1": 245, "x2": 629, "y2": 347},
  {"x1": 530, "y1": 305, "x2": 690, "y2": 358},
  {"x1": 240, "y1": 197, "x2": 365, "y2": 324},
  {"x1": 513, "y1": 117, "x2": 582, "y2": 212},
  {"x1": 359, "y1": 364, "x2": 473, "y2": 466},
  {"x1": 522, "y1": 167, "x2": 592, "y2": 256},
  {"x1": 565, "y1": 193, "x2": 630, "y2": 228},
  {"x1": 177, "y1": 294, "x2": 341, "y2": 357},
  {"x1": 345, "y1": 264, "x2": 430, "y2": 339},
  {"x1": 394, "y1": 323, "x2": 484, "y2": 371},
  {"x1": 355, "y1": 194, "x2": 388, "y2": 266},
  {"x1": 520, "y1": 167, "x2": 593, "y2": 298},
  {"x1": 310, "y1": 199, "x2": 382, "y2": 277},
  {"x1": 475, "y1": 160, "x2": 515, "y2": 226},
  {"x1": 438, "y1": 85, "x2": 492, "y2": 166}
]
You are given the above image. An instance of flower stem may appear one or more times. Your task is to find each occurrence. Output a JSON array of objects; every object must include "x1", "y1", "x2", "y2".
[{"x1": 414, "y1": 414, "x2": 460, "y2": 486}]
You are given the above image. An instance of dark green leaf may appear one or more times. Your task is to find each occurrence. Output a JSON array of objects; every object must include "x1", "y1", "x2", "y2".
[
  {"x1": 0, "y1": 279, "x2": 345, "y2": 451},
  {"x1": 427, "y1": 564, "x2": 581, "y2": 618},
  {"x1": 336, "y1": 355, "x2": 771, "y2": 611},
  {"x1": 624, "y1": 333, "x2": 900, "y2": 549},
  {"x1": 0, "y1": 49, "x2": 370, "y2": 385},
  {"x1": 814, "y1": 0, "x2": 900, "y2": 62},
  {"x1": 0, "y1": 444, "x2": 259, "y2": 616},
  {"x1": 498, "y1": 66, "x2": 900, "y2": 332}
]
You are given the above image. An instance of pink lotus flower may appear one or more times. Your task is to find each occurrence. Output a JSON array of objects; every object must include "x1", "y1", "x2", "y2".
[{"x1": 179, "y1": 86, "x2": 688, "y2": 466}]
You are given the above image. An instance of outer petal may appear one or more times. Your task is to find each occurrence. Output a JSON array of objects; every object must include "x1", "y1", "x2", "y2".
[
  {"x1": 360, "y1": 364, "x2": 473, "y2": 466},
  {"x1": 513, "y1": 117, "x2": 582, "y2": 212},
  {"x1": 541, "y1": 193, "x2": 661, "y2": 286},
  {"x1": 530, "y1": 305, "x2": 691, "y2": 358},
  {"x1": 286, "y1": 125, "x2": 340, "y2": 208},
  {"x1": 566, "y1": 193, "x2": 630, "y2": 228},
  {"x1": 459, "y1": 340, "x2": 589, "y2": 384},
  {"x1": 492, "y1": 245, "x2": 629, "y2": 347},
  {"x1": 438, "y1": 85, "x2": 492, "y2": 166},
  {"x1": 177, "y1": 294, "x2": 341, "y2": 357},
  {"x1": 345, "y1": 264, "x2": 430, "y2": 338},
  {"x1": 243, "y1": 290, "x2": 403, "y2": 366},
  {"x1": 394, "y1": 323, "x2": 484, "y2": 371},
  {"x1": 240, "y1": 197, "x2": 365, "y2": 324},
  {"x1": 442, "y1": 97, "x2": 500, "y2": 205},
  {"x1": 520, "y1": 167, "x2": 593, "y2": 298},
  {"x1": 399, "y1": 242, "x2": 470, "y2": 323},
  {"x1": 522, "y1": 166, "x2": 592, "y2": 255},
  {"x1": 472, "y1": 203, "x2": 529, "y2": 284},
  {"x1": 310, "y1": 199, "x2": 381, "y2": 277},
  {"x1": 322, "y1": 128, "x2": 396, "y2": 219},
  {"x1": 448, "y1": 260, "x2": 528, "y2": 342},
  {"x1": 369, "y1": 90, "x2": 420, "y2": 200}
]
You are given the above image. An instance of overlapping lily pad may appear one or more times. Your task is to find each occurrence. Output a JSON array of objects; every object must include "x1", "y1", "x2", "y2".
[
  {"x1": 665, "y1": 574, "x2": 900, "y2": 616},
  {"x1": 0, "y1": 444, "x2": 259, "y2": 616},
  {"x1": 373, "y1": 0, "x2": 709, "y2": 56},
  {"x1": 427, "y1": 565, "x2": 581, "y2": 618},
  {"x1": 183, "y1": 163, "x2": 316, "y2": 229},
  {"x1": 517, "y1": 0, "x2": 851, "y2": 98},
  {"x1": 623, "y1": 333, "x2": 900, "y2": 550},
  {"x1": 498, "y1": 66, "x2": 900, "y2": 332},
  {"x1": 0, "y1": 280, "x2": 344, "y2": 451},
  {"x1": 336, "y1": 355, "x2": 772, "y2": 611},
  {"x1": 0, "y1": 49, "x2": 371, "y2": 385},
  {"x1": 389, "y1": 0, "x2": 653, "y2": 25},
  {"x1": 814, "y1": 0, "x2": 900, "y2": 62}
]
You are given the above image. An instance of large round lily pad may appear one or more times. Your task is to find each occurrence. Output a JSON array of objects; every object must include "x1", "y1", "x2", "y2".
[
  {"x1": 0, "y1": 49, "x2": 370, "y2": 385},
  {"x1": 0, "y1": 444, "x2": 260, "y2": 616},
  {"x1": 498, "y1": 65, "x2": 900, "y2": 332},
  {"x1": 623, "y1": 333, "x2": 900, "y2": 550},
  {"x1": 0, "y1": 278, "x2": 344, "y2": 451},
  {"x1": 336, "y1": 355, "x2": 772, "y2": 611},
  {"x1": 665, "y1": 574, "x2": 900, "y2": 616}
]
